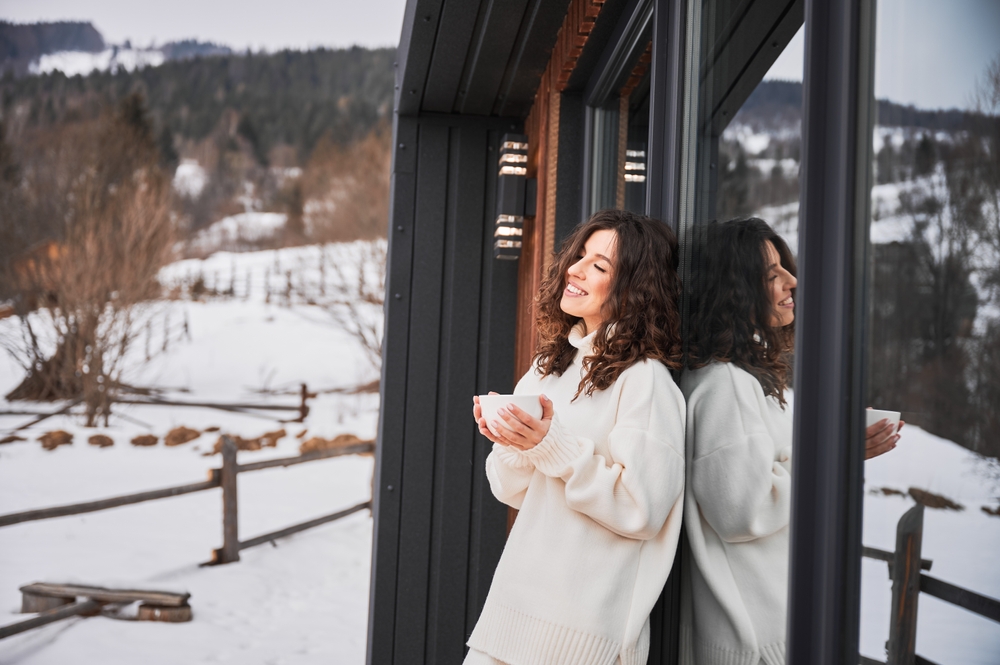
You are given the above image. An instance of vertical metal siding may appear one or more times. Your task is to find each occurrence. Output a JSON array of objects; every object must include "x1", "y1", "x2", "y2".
[{"x1": 368, "y1": 116, "x2": 520, "y2": 665}]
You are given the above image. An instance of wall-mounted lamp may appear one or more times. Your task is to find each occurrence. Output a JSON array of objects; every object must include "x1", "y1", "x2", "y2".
[
  {"x1": 623, "y1": 143, "x2": 647, "y2": 214},
  {"x1": 494, "y1": 133, "x2": 531, "y2": 260},
  {"x1": 624, "y1": 147, "x2": 646, "y2": 183}
]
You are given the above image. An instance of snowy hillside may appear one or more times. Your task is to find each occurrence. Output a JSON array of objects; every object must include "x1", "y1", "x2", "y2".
[
  {"x1": 29, "y1": 48, "x2": 164, "y2": 76},
  {"x1": 0, "y1": 242, "x2": 383, "y2": 664}
]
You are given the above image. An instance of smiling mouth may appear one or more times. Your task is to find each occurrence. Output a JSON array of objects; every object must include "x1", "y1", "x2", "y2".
[
  {"x1": 565, "y1": 283, "x2": 588, "y2": 296},
  {"x1": 778, "y1": 296, "x2": 794, "y2": 306}
]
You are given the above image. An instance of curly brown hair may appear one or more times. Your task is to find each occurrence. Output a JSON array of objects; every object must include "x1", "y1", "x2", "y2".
[
  {"x1": 686, "y1": 218, "x2": 797, "y2": 405},
  {"x1": 533, "y1": 209, "x2": 683, "y2": 398}
]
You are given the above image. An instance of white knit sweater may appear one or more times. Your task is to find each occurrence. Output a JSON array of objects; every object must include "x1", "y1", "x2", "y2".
[
  {"x1": 679, "y1": 362, "x2": 793, "y2": 665},
  {"x1": 467, "y1": 323, "x2": 686, "y2": 665}
]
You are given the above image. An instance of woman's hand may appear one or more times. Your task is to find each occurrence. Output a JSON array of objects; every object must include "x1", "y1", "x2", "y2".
[
  {"x1": 473, "y1": 393, "x2": 554, "y2": 451},
  {"x1": 865, "y1": 416, "x2": 904, "y2": 460}
]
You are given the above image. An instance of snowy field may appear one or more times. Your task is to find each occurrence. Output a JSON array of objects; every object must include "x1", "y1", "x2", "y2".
[{"x1": 0, "y1": 243, "x2": 382, "y2": 664}]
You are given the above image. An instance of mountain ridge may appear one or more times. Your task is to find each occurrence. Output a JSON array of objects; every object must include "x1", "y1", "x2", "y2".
[{"x1": 738, "y1": 79, "x2": 981, "y2": 131}]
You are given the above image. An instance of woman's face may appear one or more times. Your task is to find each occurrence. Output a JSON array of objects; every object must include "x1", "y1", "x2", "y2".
[
  {"x1": 765, "y1": 240, "x2": 797, "y2": 327},
  {"x1": 561, "y1": 229, "x2": 617, "y2": 334}
]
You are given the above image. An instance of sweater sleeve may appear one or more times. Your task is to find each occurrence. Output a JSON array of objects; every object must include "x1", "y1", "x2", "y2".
[
  {"x1": 484, "y1": 442, "x2": 536, "y2": 509},
  {"x1": 688, "y1": 365, "x2": 792, "y2": 543},
  {"x1": 517, "y1": 362, "x2": 686, "y2": 540}
]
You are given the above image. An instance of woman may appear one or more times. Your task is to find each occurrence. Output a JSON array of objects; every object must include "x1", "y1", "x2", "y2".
[
  {"x1": 680, "y1": 218, "x2": 901, "y2": 665},
  {"x1": 466, "y1": 209, "x2": 687, "y2": 665}
]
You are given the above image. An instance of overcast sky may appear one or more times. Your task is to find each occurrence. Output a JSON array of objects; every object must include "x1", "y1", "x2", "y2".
[
  {"x1": 0, "y1": 0, "x2": 408, "y2": 51},
  {"x1": 765, "y1": 0, "x2": 1000, "y2": 111}
]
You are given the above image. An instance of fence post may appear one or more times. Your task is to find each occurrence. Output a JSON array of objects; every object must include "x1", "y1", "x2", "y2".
[
  {"x1": 888, "y1": 504, "x2": 924, "y2": 665},
  {"x1": 298, "y1": 383, "x2": 310, "y2": 422},
  {"x1": 216, "y1": 435, "x2": 240, "y2": 564}
]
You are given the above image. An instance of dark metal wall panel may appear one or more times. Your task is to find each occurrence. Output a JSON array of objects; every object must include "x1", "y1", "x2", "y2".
[
  {"x1": 493, "y1": 0, "x2": 574, "y2": 117},
  {"x1": 403, "y1": 0, "x2": 622, "y2": 118},
  {"x1": 369, "y1": 114, "x2": 521, "y2": 665},
  {"x1": 368, "y1": 116, "x2": 419, "y2": 665},
  {"x1": 422, "y1": 1, "x2": 482, "y2": 113},
  {"x1": 456, "y1": 0, "x2": 531, "y2": 115},
  {"x1": 423, "y1": 126, "x2": 488, "y2": 663},
  {"x1": 467, "y1": 130, "x2": 519, "y2": 637},
  {"x1": 398, "y1": 0, "x2": 447, "y2": 115},
  {"x1": 394, "y1": 123, "x2": 451, "y2": 662}
]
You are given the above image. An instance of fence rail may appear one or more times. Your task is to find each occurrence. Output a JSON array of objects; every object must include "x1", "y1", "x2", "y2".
[
  {"x1": 0, "y1": 600, "x2": 102, "y2": 640},
  {"x1": 234, "y1": 501, "x2": 370, "y2": 553},
  {"x1": 0, "y1": 435, "x2": 373, "y2": 564},
  {"x1": 919, "y1": 573, "x2": 1000, "y2": 623},
  {"x1": 0, "y1": 479, "x2": 221, "y2": 528},
  {"x1": 0, "y1": 440, "x2": 373, "y2": 529}
]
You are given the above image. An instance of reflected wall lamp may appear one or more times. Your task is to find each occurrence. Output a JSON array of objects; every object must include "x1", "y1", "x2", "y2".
[{"x1": 494, "y1": 133, "x2": 536, "y2": 260}]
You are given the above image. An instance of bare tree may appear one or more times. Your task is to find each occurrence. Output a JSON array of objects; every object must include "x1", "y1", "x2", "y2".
[
  {"x1": 2, "y1": 93, "x2": 175, "y2": 425},
  {"x1": 297, "y1": 241, "x2": 386, "y2": 370},
  {"x1": 301, "y1": 123, "x2": 390, "y2": 242}
]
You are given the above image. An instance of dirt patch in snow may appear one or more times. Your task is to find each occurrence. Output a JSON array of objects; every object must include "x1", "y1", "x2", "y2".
[
  {"x1": 909, "y1": 487, "x2": 964, "y2": 511},
  {"x1": 39, "y1": 430, "x2": 73, "y2": 450},
  {"x1": 299, "y1": 433, "x2": 371, "y2": 455},
  {"x1": 205, "y1": 429, "x2": 286, "y2": 454},
  {"x1": 165, "y1": 426, "x2": 201, "y2": 446},
  {"x1": 88, "y1": 434, "x2": 114, "y2": 447}
]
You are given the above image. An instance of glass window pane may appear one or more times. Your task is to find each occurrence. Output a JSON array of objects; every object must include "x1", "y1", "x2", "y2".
[
  {"x1": 676, "y1": 0, "x2": 803, "y2": 660},
  {"x1": 859, "y1": 2, "x2": 1000, "y2": 663}
]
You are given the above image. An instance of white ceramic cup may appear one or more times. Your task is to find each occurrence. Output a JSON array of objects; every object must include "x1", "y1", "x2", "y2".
[
  {"x1": 865, "y1": 408, "x2": 901, "y2": 433},
  {"x1": 478, "y1": 394, "x2": 543, "y2": 438}
]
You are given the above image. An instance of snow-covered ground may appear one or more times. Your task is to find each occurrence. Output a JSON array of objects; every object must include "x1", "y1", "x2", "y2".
[
  {"x1": 860, "y1": 426, "x2": 1000, "y2": 664},
  {"x1": 186, "y1": 213, "x2": 289, "y2": 256},
  {"x1": 0, "y1": 243, "x2": 382, "y2": 664}
]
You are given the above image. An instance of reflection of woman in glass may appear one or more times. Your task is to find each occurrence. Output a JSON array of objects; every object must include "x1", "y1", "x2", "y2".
[
  {"x1": 681, "y1": 218, "x2": 899, "y2": 665},
  {"x1": 465, "y1": 210, "x2": 686, "y2": 665},
  {"x1": 681, "y1": 218, "x2": 797, "y2": 665}
]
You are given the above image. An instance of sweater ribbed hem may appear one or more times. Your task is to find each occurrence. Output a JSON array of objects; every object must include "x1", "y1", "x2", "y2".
[
  {"x1": 692, "y1": 639, "x2": 785, "y2": 665},
  {"x1": 617, "y1": 623, "x2": 649, "y2": 665},
  {"x1": 468, "y1": 602, "x2": 621, "y2": 665},
  {"x1": 521, "y1": 414, "x2": 586, "y2": 478},
  {"x1": 760, "y1": 641, "x2": 785, "y2": 665}
]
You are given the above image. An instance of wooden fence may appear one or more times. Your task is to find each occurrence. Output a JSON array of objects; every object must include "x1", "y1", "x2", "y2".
[
  {"x1": 0, "y1": 436, "x2": 374, "y2": 562},
  {"x1": 860, "y1": 504, "x2": 1000, "y2": 665},
  {"x1": 0, "y1": 435, "x2": 373, "y2": 640}
]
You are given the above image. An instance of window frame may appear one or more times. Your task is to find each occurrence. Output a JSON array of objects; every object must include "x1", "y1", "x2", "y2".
[{"x1": 786, "y1": 0, "x2": 876, "y2": 663}]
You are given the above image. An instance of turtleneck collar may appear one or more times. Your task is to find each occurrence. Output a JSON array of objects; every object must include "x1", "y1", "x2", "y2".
[{"x1": 568, "y1": 321, "x2": 597, "y2": 352}]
